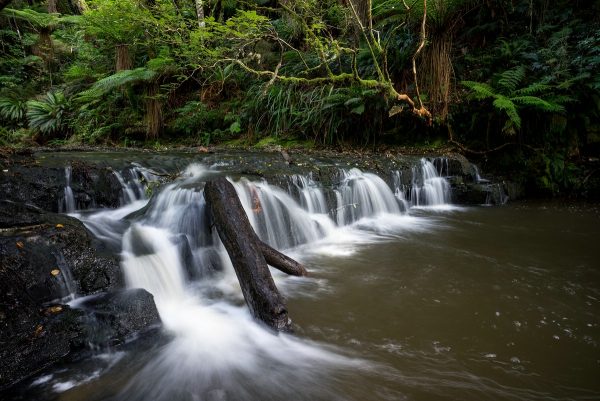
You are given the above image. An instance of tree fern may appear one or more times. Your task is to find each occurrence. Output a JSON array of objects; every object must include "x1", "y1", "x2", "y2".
[{"x1": 462, "y1": 65, "x2": 568, "y2": 135}]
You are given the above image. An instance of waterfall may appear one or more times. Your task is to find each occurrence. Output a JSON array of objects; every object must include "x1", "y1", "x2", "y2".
[
  {"x1": 112, "y1": 164, "x2": 159, "y2": 205},
  {"x1": 60, "y1": 166, "x2": 76, "y2": 213},
  {"x1": 62, "y1": 158, "x2": 460, "y2": 399},
  {"x1": 392, "y1": 158, "x2": 451, "y2": 207},
  {"x1": 334, "y1": 168, "x2": 401, "y2": 225}
]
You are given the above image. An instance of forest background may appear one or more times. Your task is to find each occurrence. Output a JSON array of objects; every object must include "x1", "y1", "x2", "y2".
[{"x1": 0, "y1": 0, "x2": 599, "y2": 196}]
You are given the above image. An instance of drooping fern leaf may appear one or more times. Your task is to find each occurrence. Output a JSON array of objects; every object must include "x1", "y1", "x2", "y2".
[
  {"x1": 76, "y1": 68, "x2": 157, "y2": 102},
  {"x1": 461, "y1": 81, "x2": 496, "y2": 100},
  {"x1": 1, "y1": 8, "x2": 59, "y2": 29},
  {"x1": 492, "y1": 96, "x2": 521, "y2": 129}
]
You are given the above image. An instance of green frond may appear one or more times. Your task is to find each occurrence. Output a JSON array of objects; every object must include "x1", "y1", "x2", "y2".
[
  {"x1": 0, "y1": 97, "x2": 27, "y2": 122},
  {"x1": 461, "y1": 81, "x2": 496, "y2": 100},
  {"x1": 497, "y1": 66, "x2": 525, "y2": 94},
  {"x1": 511, "y1": 96, "x2": 565, "y2": 113},
  {"x1": 1, "y1": 8, "x2": 59, "y2": 29},
  {"x1": 515, "y1": 82, "x2": 552, "y2": 96},
  {"x1": 76, "y1": 68, "x2": 157, "y2": 102},
  {"x1": 492, "y1": 96, "x2": 521, "y2": 129},
  {"x1": 27, "y1": 92, "x2": 69, "y2": 135}
]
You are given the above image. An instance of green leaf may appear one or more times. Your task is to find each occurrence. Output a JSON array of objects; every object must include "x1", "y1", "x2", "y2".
[
  {"x1": 351, "y1": 104, "x2": 365, "y2": 115},
  {"x1": 492, "y1": 96, "x2": 521, "y2": 129}
]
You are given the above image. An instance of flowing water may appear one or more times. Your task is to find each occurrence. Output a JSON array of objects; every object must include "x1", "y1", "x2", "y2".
[{"x1": 9, "y1": 158, "x2": 600, "y2": 401}]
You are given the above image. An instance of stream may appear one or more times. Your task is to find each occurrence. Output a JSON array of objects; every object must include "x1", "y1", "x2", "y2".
[{"x1": 4, "y1": 153, "x2": 600, "y2": 401}]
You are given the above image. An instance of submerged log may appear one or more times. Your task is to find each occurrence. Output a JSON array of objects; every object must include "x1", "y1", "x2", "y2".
[
  {"x1": 204, "y1": 177, "x2": 291, "y2": 331},
  {"x1": 259, "y1": 241, "x2": 307, "y2": 276}
]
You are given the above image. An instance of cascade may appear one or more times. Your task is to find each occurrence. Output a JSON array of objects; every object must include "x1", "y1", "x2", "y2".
[
  {"x1": 59, "y1": 166, "x2": 76, "y2": 213},
  {"x1": 112, "y1": 164, "x2": 158, "y2": 205},
  {"x1": 54, "y1": 158, "x2": 456, "y2": 399},
  {"x1": 403, "y1": 158, "x2": 450, "y2": 207}
]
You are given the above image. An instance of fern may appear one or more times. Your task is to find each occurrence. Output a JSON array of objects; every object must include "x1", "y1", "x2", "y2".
[
  {"x1": 511, "y1": 96, "x2": 565, "y2": 113},
  {"x1": 76, "y1": 68, "x2": 157, "y2": 102},
  {"x1": 497, "y1": 66, "x2": 525, "y2": 93},
  {"x1": 515, "y1": 82, "x2": 552, "y2": 96},
  {"x1": 492, "y1": 96, "x2": 521, "y2": 129},
  {"x1": 462, "y1": 81, "x2": 496, "y2": 100},
  {"x1": 1, "y1": 8, "x2": 59, "y2": 29}
]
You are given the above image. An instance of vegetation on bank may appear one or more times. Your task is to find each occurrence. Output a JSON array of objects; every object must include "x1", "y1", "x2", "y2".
[{"x1": 0, "y1": 0, "x2": 599, "y2": 196}]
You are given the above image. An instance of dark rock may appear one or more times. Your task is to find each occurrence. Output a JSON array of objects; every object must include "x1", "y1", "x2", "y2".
[
  {"x1": 0, "y1": 204, "x2": 161, "y2": 390},
  {"x1": 0, "y1": 303, "x2": 84, "y2": 391},
  {"x1": 0, "y1": 201, "x2": 124, "y2": 298},
  {"x1": 0, "y1": 159, "x2": 122, "y2": 213},
  {"x1": 75, "y1": 289, "x2": 161, "y2": 348}
]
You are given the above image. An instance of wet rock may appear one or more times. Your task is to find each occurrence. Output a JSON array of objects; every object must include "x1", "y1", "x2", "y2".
[
  {"x1": 0, "y1": 202, "x2": 161, "y2": 390},
  {"x1": 0, "y1": 301, "x2": 84, "y2": 391},
  {"x1": 0, "y1": 157, "x2": 122, "y2": 212},
  {"x1": 74, "y1": 289, "x2": 161, "y2": 348},
  {"x1": 0, "y1": 201, "x2": 123, "y2": 298}
]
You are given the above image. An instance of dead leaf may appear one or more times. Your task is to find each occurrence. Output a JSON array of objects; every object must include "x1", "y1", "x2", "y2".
[
  {"x1": 388, "y1": 105, "x2": 404, "y2": 117},
  {"x1": 34, "y1": 324, "x2": 44, "y2": 337},
  {"x1": 46, "y1": 305, "x2": 63, "y2": 314},
  {"x1": 51, "y1": 269, "x2": 60, "y2": 276},
  {"x1": 16, "y1": 241, "x2": 24, "y2": 249},
  {"x1": 55, "y1": 224, "x2": 64, "y2": 229}
]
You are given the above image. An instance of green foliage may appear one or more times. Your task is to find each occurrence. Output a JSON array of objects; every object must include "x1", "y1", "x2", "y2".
[
  {"x1": 26, "y1": 91, "x2": 70, "y2": 136},
  {"x1": 76, "y1": 68, "x2": 157, "y2": 102},
  {"x1": 462, "y1": 65, "x2": 566, "y2": 134},
  {"x1": 0, "y1": 97, "x2": 28, "y2": 126}
]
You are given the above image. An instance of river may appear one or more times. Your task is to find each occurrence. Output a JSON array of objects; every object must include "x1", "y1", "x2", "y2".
[{"x1": 6, "y1": 155, "x2": 600, "y2": 401}]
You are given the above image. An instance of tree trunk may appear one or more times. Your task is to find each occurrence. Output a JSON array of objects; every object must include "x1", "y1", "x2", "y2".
[
  {"x1": 70, "y1": 0, "x2": 88, "y2": 14},
  {"x1": 115, "y1": 44, "x2": 132, "y2": 71},
  {"x1": 47, "y1": 0, "x2": 58, "y2": 13},
  {"x1": 204, "y1": 177, "x2": 291, "y2": 331},
  {"x1": 259, "y1": 241, "x2": 307, "y2": 276},
  {"x1": 195, "y1": 0, "x2": 205, "y2": 28},
  {"x1": 145, "y1": 82, "x2": 163, "y2": 140}
]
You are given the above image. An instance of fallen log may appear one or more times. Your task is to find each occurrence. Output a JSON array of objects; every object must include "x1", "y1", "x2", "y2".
[
  {"x1": 204, "y1": 177, "x2": 291, "y2": 331},
  {"x1": 259, "y1": 241, "x2": 307, "y2": 276}
]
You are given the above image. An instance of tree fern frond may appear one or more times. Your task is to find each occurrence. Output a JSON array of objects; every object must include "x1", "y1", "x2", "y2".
[
  {"x1": 497, "y1": 66, "x2": 525, "y2": 93},
  {"x1": 76, "y1": 68, "x2": 157, "y2": 102},
  {"x1": 1, "y1": 8, "x2": 59, "y2": 29},
  {"x1": 492, "y1": 96, "x2": 521, "y2": 129},
  {"x1": 462, "y1": 81, "x2": 496, "y2": 100},
  {"x1": 510, "y1": 96, "x2": 563, "y2": 112}
]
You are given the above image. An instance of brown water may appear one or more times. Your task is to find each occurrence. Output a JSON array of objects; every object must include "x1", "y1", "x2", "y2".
[
  {"x1": 7, "y1": 202, "x2": 600, "y2": 401},
  {"x1": 287, "y1": 203, "x2": 600, "y2": 400}
]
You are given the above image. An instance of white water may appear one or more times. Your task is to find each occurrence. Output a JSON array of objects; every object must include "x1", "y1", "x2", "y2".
[
  {"x1": 56, "y1": 159, "x2": 453, "y2": 399},
  {"x1": 60, "y1": 166, "x2": 76, "y2": 213}
]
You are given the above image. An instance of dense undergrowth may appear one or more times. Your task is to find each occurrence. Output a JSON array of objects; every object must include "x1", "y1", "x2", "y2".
[{"x1": 0, "y1": 0, "x2": 599, "y2": 197}]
